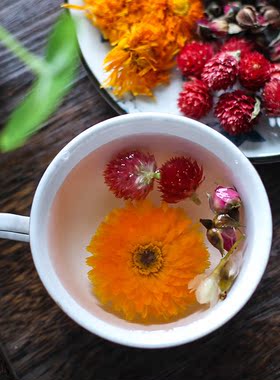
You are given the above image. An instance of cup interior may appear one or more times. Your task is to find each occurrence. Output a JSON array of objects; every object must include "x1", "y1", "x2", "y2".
[{"x1": 30, "y1": 114, "x2": 272, "y2": 347}]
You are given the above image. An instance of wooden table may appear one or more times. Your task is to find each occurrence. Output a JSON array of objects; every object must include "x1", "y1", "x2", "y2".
[{"x1": 0, "y1": 1, "x2": 279, "y2": 379}]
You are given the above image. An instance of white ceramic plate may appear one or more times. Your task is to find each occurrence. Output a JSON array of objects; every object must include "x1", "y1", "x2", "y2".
[{"x1": 68, "y1": 1, "x2": 280, "y2": 163}]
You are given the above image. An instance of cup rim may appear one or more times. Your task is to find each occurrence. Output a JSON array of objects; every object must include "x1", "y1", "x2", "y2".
[{"x1": 29, "y1": 112, "x2": 272, "y2": 348}]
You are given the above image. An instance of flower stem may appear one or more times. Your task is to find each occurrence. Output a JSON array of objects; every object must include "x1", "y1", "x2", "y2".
[
  {"x1": 213, "y1": 235, "x2": 245, "y2": 276},
  {"x1": 191, "y1": 192, "x2": 201, "y2": 205},
  {"x1": 0, "y1": 25, "x2": 47, "y2": 76},
  {"x1": 154, "y1": 170, "x2": 161, "y2": 180}
]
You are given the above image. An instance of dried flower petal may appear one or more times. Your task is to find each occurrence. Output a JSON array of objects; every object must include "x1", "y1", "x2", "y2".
[{"x1": 194, "y1": 275, "x2": 220, "y2": 307}]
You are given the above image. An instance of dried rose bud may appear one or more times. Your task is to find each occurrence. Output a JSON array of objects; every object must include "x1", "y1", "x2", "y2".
[
  {"x1": 197, "y1": 18, "x2": 229, "y2": 38},
  {"x1": 208, "y1": 186, "x2": 241, "y2": 214},
  {"x1": 224, "y1": 2, "x2": 242, "y2": 19},
  {"x1": 205, "y1": 226, "x2": 237, "y2": 255},
  {"x1": 236, "y1": 5, "x2": 262, "y2": 30},
  {"x1": 206, "y1": 228, "x2": 225, "y2": 256},
  {"x1": 256, "y1": 0, "x2": 270, "y2": 7},
  {"x1": 209, "y1": 19, "x2": 229, "y2": 36},
  {"x1": 221, "y1": 227, "x2": 237, "y2": 251},
  {"x1": 200, "y1": 218, "x2": 214, "y2": 230},
  {"x1": 260, "y1": 6, "x2": 280, "y2": 29},
  {"x1": 228, "y1": 207, "x2": 240, "y2": 222},
  {"x1": 213, "y1": 214, "x2": 240, "y2": 229},
  {"x1": 206, "y1": 1, "x2": 223, "y2": 19}
]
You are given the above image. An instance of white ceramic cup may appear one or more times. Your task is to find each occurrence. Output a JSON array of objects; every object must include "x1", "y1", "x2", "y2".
[{"x1": 0, "y1": 113, "x2": 272, "y2": 348}]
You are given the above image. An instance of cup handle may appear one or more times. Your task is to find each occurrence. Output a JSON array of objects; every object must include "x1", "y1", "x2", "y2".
[{"x1": 0, "y1": 213, "x2": 30, "y2": 242}]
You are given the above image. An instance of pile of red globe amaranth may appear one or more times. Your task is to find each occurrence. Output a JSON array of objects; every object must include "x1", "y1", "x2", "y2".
[{"x1": 177, "y1": 38, "x2": 280, "y2": 136}]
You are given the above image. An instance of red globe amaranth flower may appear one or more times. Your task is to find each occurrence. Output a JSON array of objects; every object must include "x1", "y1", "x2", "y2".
[
  {"x1": 201, "y1": 52, "x2": 239, "y2": 91},
  {"x1": 158, "y1": 156, "x2": 204, "y2": 203},
  {"x1": 104, "y1": 150, "x2": 157, "y2": 200},
  {"x1": 215, "y1": 90, "x2": 260, "y2": 135},
  {"x1": 177, "y1": 41, "x2": 214, "y2": 77},
  {"x1": 239, "y1": 51, "x2": 271, "y2": 90},
  {"x1": 263, "y1": 79, "x2": 280, "y2": 116},
  {"x1": 221, "y1": 37, "x2": 254, "y2": 56},
  {"x1": 178, "y1": 79, "x2": 213, "y2": 119}
]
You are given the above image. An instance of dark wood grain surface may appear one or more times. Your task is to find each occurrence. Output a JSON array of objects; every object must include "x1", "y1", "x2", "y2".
[{"x1": 0, "y1": 1, "x2": 279, "y2": 379}]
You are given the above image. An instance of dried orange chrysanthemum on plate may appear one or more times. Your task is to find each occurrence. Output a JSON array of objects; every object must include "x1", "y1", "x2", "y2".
[
  {"x1": 87, "y1": 201, "x2": 209, "y2": 323},
  {"x1": 64, "y1": 0, "x2": 204, "y2": 97},
  {"x1": 103, "y1": 23, "x2": 174, "y2": 97}
]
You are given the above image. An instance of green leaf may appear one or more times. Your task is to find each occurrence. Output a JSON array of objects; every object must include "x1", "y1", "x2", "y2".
[
  {"x1": 0, "y1": 12, "x2": 79, "y2": 152},
  {"x1": 0, "y1": 67, "x2": 75, "y2": 151},
  {"x1": 45, "y1": 12, "x2": 78, "y2": 73}
]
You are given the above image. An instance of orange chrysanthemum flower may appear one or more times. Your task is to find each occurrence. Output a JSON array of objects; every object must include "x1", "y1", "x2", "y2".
[
  {"x1": 64, "y1": 0, "x2": 204, "y2": 97},
  {"x1": 87, "y1": 201, "x2": 209, "y2": 323},
  {"x1": 103, "y1": 23, "x2": 174, "y2": 97}
]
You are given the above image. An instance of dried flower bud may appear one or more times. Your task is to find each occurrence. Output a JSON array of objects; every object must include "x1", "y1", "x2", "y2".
[
  {"x1": 210, "y1": 19, "x2": 229, "y2": 35},
  {"x1": 206, "y1": 1, "x2": 223, "y2": 19},
  {"x1": 213, "y1": 214, "x2": 240, "y2": 229},
  {"x1": 256, "y1": 0, "x2": 270, "y2": 7},
  {"x1": 201, "y1": 217, "x2": 237, "y2": 254},
  {"x1": 209, "y1": 186, "x2": 241, "y2": 214},
  {"x1": 221, "y1": 227, "x2": 237, "y2": 251},
  {"x1": 221, "y1": 250, "x2": 243, "y2": 281},
  {"x1": 206, "y1": 228, "x2": 225, "y2": 256},
  {"x1": 236, "y1": 5, "x2": 261, "y2": 30},
  {"x1": 197, "y1": 18, "x2": 229, "y2": 38},
  {"x1": 227, "y1": 207, "x2": 240, "y2": 222},
  {"x1": 200, "y1": 218, "x2": 214, "y2": 230},
  {"x1": 260, "y1": 6, "x2": 280, "y2": 29},
  {"x1": 224, "y1": 2, "x2": 242, "y2": 19},
  {"x1": 219, "y1": 250, "x2": 243, "y2": 297}
]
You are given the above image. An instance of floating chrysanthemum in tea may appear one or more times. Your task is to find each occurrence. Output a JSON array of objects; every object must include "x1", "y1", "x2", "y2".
[{"x1": 87, "y1": 201, "x2": 209, "y2": 323}]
